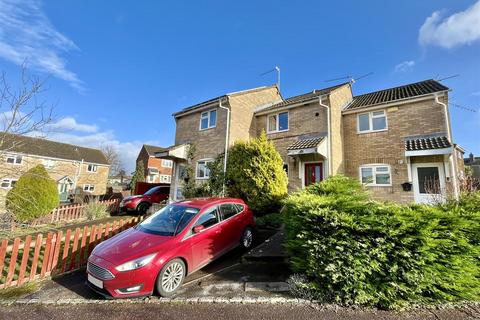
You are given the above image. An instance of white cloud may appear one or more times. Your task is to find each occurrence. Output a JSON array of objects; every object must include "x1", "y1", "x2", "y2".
[
  {"x1": 31, "y1": 127, "x2": 162, "y2": 173},
  {"x1": 0, "y1": 0, "x2": 83, "y2": 90},
  {"x1": 48, "y1": 117, "x2": 98, "y2": 133},
  {"x1": 394, "y1": 60, "x2": 415, "y2": 73},
  {"x1": 419, "y1": 1, "x2": 480, "y2": 49}
]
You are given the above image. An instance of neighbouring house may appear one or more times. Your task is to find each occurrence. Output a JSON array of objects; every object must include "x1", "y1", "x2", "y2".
[
  {"x1": 0, "y1": 133, "x2": 110, "y2": 209},
  {"x1": 108, "y1": 173, "x2": 132, "y2": 189},
  {"x1": 159, "y1": 79, "x2": 464, "y2": 204},
  {"x1": 136, "y1": 144, "x2": 173, "y2": 184},
  {"x1": 465, "y1": 153, "x2": 480, "y2": 179}
]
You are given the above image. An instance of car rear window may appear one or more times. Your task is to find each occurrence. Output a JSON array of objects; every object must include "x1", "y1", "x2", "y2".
[
  {"x1": 194, "y1": 207, "x2": 219, "y2": 229},
  {"x1": 234, "y1": 204, "x2": 245, "y2": 212},
  {"x1": 220, "y1": 203, "x2": 239, "y2": 220}
]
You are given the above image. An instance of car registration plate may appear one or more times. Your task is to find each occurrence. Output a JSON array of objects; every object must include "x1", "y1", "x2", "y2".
[{"x1": 88, "y1": 274, "x2": 103, "y2": 289}]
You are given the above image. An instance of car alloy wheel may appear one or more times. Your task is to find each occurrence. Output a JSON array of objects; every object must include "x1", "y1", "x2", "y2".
[
  {"x1": 241, "y1": 228, "x2": 253, "y2": 249},
  {"x1": 157, "y1": 259, "x2": 185, "y2": 297}
]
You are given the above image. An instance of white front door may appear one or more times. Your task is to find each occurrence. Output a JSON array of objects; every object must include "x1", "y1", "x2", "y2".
[{"x1": 412, "y1": 163, "x2": 445, "y2": 204}]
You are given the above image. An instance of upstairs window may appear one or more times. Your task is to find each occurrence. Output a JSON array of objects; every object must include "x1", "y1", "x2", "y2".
[
  {"x1": 87, "y1": 164, "x2": 98, "y2": 172},
  {"x1": 358, "y1": 110, "x2": 387, "y2": 133},
  {"x1": 360, "y1": 165, "x2": 391, "y2": 186},
  {"x1": 6, "y1": 155, "x2": 22, "y2": 165},
  {"x1": 200, "y1": 109, "x2": 217, "y2": 130},
  {"x1": 267, "y1": 111, "x2": 289, "y2": 133},
  {"x1": 162, "y1": 159, "x2": 173, "y2": 168},
  {"x1": 196, "y1": 159, "x2": 213, "y2": 179}
]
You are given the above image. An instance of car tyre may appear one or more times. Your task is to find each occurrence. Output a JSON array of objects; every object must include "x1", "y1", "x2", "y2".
[
  {"x1": 136, "y1": 202, "x2": 150, "y2": 215},
  {"x1": 240, "y1": 227, "x2": 254, "y2": 249},
  {"x1": 156, "y1": 258, "x2": 186, "y2": 297}
]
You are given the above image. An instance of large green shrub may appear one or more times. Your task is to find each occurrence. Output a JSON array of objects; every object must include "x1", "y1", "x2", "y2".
[
  {"x1": 283, "y1": 175, "x2": 480, "y2": 309},
  {"x1": 226, "y1": 132, "x2": 288, "y2": 213},
  {"x1": 6, "y1": 165, "x2": 59, "y2": 222}
]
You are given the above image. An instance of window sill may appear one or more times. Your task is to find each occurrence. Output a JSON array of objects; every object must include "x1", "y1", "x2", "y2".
[
  {"x1": 195, "y1": 177, "x2": 210, "y2": 180},
  {"x1": 267, "y1": 129, "x2": 289, "y2": 134},
  {"x1": 362, "y1": 184, "x2": 392, "y2": 187},
  {"x1": 357, "y1": 129, "x2": 388, "y2": 135},
  {"x1": 199, "y1": 126, "x2": 216, "y2": 132}
]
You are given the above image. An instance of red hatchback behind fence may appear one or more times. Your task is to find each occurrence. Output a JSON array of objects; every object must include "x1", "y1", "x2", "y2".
[{"x1": 86, "y1": 197, "x2": 255, "y2": 298}]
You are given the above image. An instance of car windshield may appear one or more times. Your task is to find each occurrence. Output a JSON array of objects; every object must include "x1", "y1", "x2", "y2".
[
  {"x1": 144, "y1": 187, "x2": 160, "y2": 196},
  {"x1": 136, "y1": 204, "x2": 199, "y2": 236}
]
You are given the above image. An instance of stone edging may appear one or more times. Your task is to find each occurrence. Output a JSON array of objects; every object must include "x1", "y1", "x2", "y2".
[{"x1": 0, "y1": 296, "x2": 321, "y2": 307}]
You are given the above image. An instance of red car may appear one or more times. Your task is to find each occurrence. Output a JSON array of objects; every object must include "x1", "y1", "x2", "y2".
[
  {"x1": 119, "y1": 186, "x2": 170, "y2": 214},
  {"x1": 87, "y1": 197, "x2": 255, "y2": 298}
]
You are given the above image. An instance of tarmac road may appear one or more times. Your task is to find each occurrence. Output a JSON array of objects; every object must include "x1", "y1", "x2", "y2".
[{"x1": 1, "y1": 303, "x2": 478, "y2": 320}]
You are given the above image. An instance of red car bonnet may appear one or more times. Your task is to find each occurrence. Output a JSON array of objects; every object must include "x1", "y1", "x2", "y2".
[{"x1": 92, "y1": 227, "x2": 173, "y2": 265}]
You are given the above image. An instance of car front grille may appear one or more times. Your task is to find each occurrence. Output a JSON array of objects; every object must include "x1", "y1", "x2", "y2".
[{"x1": 87, "y1": 262, "x2": 115, "y2": 280}]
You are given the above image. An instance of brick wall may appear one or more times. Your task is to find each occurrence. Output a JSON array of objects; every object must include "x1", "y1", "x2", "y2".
[
  {"x1": 229, "y1": 86, "x2": 282, "y2": 142},
  {"x1": 342, "y1": 96, "x2": 449, "y2": 203},
  {"x1": 328, "y1": 84, "x2": 353, "y2": 175}
]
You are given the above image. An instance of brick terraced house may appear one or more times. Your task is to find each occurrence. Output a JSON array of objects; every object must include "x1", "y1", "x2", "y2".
[
  {"x1": 136, "y1": 144, "x2": 173, "y2": 184},
  {"x1": 160, "y1": 79, "x2": 464, "y2": 204},
  {"x1": 0, "y1": 133, "x2": 110, "y2": 209}
]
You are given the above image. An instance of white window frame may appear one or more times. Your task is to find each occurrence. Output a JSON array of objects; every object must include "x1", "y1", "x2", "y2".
[
  {"x1": 42, "y1": 159, "x2": 55, "y2": 169},
  {"x1": 160, "y1": 174, "x2": 171, "y2": 183},
  {"x1": 6, "y1": 155, "x2": 22, "y2": 165},
  {"x1": 359, "y1": 164, "x2": 392, "y2": 186},
  {"x1": 87, "y1": 164, "x2": 98, "y2": 173},
  {"x1": 83, "y1": 184, "x2": 95, "y2": 192},
  {"x1": 162, "y1": 159, "x2": 173, "y2": 168},
  {"x1": 357, "y1": 110, "x2": 388, "y2": 133},
  {"x1": 199, "y1": 109, "x2": 217, "y2": 131},
  {"x1": 147, "y1": 174, "x2": 156, "y2": 183},
  {"x1": 196, "y1": 159, "x2": 214, "y2": 179},
  {"x1": 266, "y1": 111, "x2": 289, "y2": 134},
  {"x1": 1, "y1": 178, "x2": 17, "y2": 189}
]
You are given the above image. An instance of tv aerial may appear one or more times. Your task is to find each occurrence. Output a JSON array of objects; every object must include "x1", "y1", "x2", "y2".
[
  {"x1": 324, "y1": 72, "x2": 373, "y2": 84},
  {"x1": 260, "y1": 66, "x2": 281, "y2": 90}
]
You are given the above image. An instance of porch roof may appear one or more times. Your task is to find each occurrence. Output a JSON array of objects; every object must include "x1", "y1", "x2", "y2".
[
  {"x1": 404, "y1": 135, "x2": 453, "y2": 157},
  {"x1": 287, "y1": 137, "x2": 327, "y2": 156}
]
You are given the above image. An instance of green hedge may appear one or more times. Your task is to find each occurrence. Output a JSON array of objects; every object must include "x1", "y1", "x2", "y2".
[
  {"x1": 283, "y1": 175, "x2": 480, "y2": 309},
  {"x1": 6, "y1": 165, "x2": 59, "y2": 222}
]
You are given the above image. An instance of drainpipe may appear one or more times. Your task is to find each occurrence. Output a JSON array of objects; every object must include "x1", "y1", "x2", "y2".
[
  {"x1": 218, "y1": 100, "x2": 230, "y2": 196},
  {"x1": 73, "y1": 158, "x2": 84, "y2": 196},
  {"x1": 318, "y1": 95, "x2": 332, "y2": 177},
  {"x1": 435, "y1": 93, "x2": 458, "y2": 199}
]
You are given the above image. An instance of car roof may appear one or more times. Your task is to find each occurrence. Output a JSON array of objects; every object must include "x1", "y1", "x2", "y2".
[{"x1": 176, "y1": 197, "x2": 244, "y2": 209}]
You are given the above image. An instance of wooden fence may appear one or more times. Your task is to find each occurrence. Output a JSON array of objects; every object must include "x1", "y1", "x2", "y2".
[
  {"x1": 17, "y1": 199, "x2": 120, "y2": 228},
  {"x1": 0, "y1": 216, "x2": 142, "y2": 290}
]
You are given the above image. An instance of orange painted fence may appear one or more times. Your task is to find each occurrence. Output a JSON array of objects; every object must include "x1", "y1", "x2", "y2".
[
  {"x1": 0, "y1": 216, "x2": 142, "y2": 290},
  {"x1": 21, "y1": 199, "x2": 120, "y2": 227}
]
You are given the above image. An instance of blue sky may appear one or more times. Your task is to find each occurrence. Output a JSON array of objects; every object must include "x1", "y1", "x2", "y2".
[{"x1": 0, "y1": 0, "x2": 479, "y2": 172}]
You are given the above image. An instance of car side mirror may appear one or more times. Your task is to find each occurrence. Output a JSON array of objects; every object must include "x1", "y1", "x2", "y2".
[{"x1": 193, "y1": 225, "x2": 205, "y2": 233}]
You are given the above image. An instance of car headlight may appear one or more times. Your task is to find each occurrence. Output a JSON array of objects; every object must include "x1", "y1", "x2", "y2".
[{"x1": 115, "y1": 253, "x2": 156, "y2": 272}]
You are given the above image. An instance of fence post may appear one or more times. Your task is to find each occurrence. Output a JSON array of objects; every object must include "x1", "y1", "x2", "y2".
[
  {"x1": 0, "y1": 239, "x2": 8, "y2": 282},
  {"x1": 30, "y1": 234, "x2": 43, "y2": 281},
  {"x1": 6, "y1": 238, "x2": 20, "y2": 287},
  {"x1": 17, "y1": 235, "x2": 32, "y2": 285}
]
